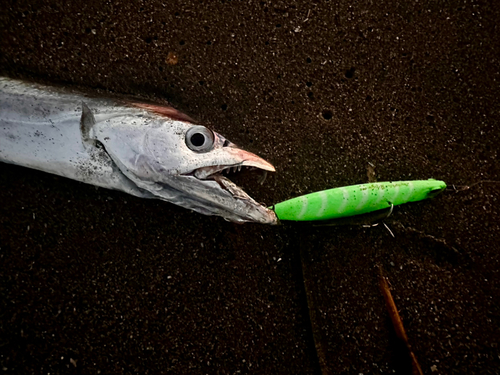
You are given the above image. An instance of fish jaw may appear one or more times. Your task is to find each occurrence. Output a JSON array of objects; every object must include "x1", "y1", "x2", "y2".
[
  {"x1": 180, "y1": 144, "x2": 278, "y2": 224},
  {"x1": 154, "y1": 142, "x2": 279, "y2": 224},
  {"x1": 163, "y1": 174, "x2": 279, "y2": 224}
]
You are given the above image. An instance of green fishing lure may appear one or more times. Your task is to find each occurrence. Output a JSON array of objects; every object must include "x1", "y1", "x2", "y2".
[{"x1": 272, "y1": 179, "x2": 446, "y2": 222}]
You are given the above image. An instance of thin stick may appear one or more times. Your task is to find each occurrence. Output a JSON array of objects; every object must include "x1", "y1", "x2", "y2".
[
  {"x1": 379, "y1": 267, "x2": 423, "y2": 375},
  {"x1": 383, "y1": 222, "x2": 395, "y2": 238},
  {"x1": 447, "y1": 180, "x2": 500, "y2": 191}
]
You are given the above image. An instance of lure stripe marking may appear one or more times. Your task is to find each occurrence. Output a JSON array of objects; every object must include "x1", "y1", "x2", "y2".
[
  {"x1": 373, "y1": 185, "x2": 386, "y2": 207},
  {"x1": 316, "y1": 190, "x2": 329, "y2": 218},
  {"x1": 389, "y1": 185, "x2": 400, "y2": 205},
  {"x1": 297, "y1": 195, "x2": 309, "y2": 220},
  {"x1": 404, "y1": 181, "x2": 415, "y2": 202},
  {"x1": 356, "y1": 187, "x2": 369, "y2": 211},
  {"x1": 337, "y1": 188, "x2": 349, "y2": 214}
]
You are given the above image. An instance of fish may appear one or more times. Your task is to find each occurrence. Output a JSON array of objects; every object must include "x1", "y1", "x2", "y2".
[{"x1": 0, "y1": 77, "x2": 278, "y2": 224}]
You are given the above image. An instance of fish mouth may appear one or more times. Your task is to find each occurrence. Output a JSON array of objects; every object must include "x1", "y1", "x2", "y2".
[
  {"x1": 188, "y1": 155, "x2": 278, "y2": 224},
  {"x1": 194, "y1": 159, "x2": 273, "y2": 181},
  {"x1": 195, "y1": 164, "x2": 270, "y2": 199}
]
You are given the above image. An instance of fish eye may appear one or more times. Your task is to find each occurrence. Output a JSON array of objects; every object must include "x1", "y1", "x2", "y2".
[{"x1": 185, "y1": 126, "x2": 215, "y2": 152}]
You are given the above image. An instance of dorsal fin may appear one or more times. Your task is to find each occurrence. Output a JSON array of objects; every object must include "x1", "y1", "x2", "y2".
[
  {"x1": 80, "y1": 101, "x2": 96, "y2": 146},
  {"x1": 130, "y1": 102, "x2": 196, "y2": 123}
]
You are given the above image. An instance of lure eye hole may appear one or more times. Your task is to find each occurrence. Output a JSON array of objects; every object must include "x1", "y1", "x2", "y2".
[{"x1": 185, "y1": 126, "x2": 215, "y2": 152}]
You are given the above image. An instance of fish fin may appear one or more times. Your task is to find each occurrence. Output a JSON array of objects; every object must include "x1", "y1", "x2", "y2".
[
  {"x1": 80, "y1": 101, "x2": 96, "y2": 144},
  {"x1": 130, "y1": 102, "x2": 196, "y2": 123}
]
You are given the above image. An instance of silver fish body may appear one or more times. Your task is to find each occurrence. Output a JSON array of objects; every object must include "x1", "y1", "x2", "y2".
[{"x1": 0, "y1": 77, "x2": 278, "y2": 224}]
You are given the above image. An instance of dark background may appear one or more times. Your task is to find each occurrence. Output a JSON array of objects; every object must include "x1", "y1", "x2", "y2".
[{"x1": 1, "y1": 0, "x2": 499, "y2": 373}]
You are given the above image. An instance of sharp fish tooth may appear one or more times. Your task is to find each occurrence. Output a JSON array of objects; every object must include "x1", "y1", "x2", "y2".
[{"x1": 238, "y1": 166, "x2": 242, "y2": 172}]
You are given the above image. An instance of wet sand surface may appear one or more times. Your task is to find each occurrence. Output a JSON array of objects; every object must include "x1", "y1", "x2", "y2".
[{"x1": 1, "y1": 1, "x2": 499, "y2": 374}]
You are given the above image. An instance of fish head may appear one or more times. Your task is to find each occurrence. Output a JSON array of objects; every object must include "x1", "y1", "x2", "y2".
[{"x1": 92, "y1": 111, "x2": 278, "y2": 224}]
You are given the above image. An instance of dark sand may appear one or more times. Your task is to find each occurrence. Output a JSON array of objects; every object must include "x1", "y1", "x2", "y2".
[{"x1": 1, "y1": 1, "x2": 499, "y2": 373}]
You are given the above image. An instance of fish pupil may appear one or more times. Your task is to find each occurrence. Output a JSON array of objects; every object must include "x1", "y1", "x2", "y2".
[{"x1": 191, "y1": 133, "x2": 205, "y2": 147}]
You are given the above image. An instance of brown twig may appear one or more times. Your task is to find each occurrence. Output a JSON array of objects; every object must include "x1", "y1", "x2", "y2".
[{"x1": 379, "y1": 266, "x2": 423, "y2": 375}]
